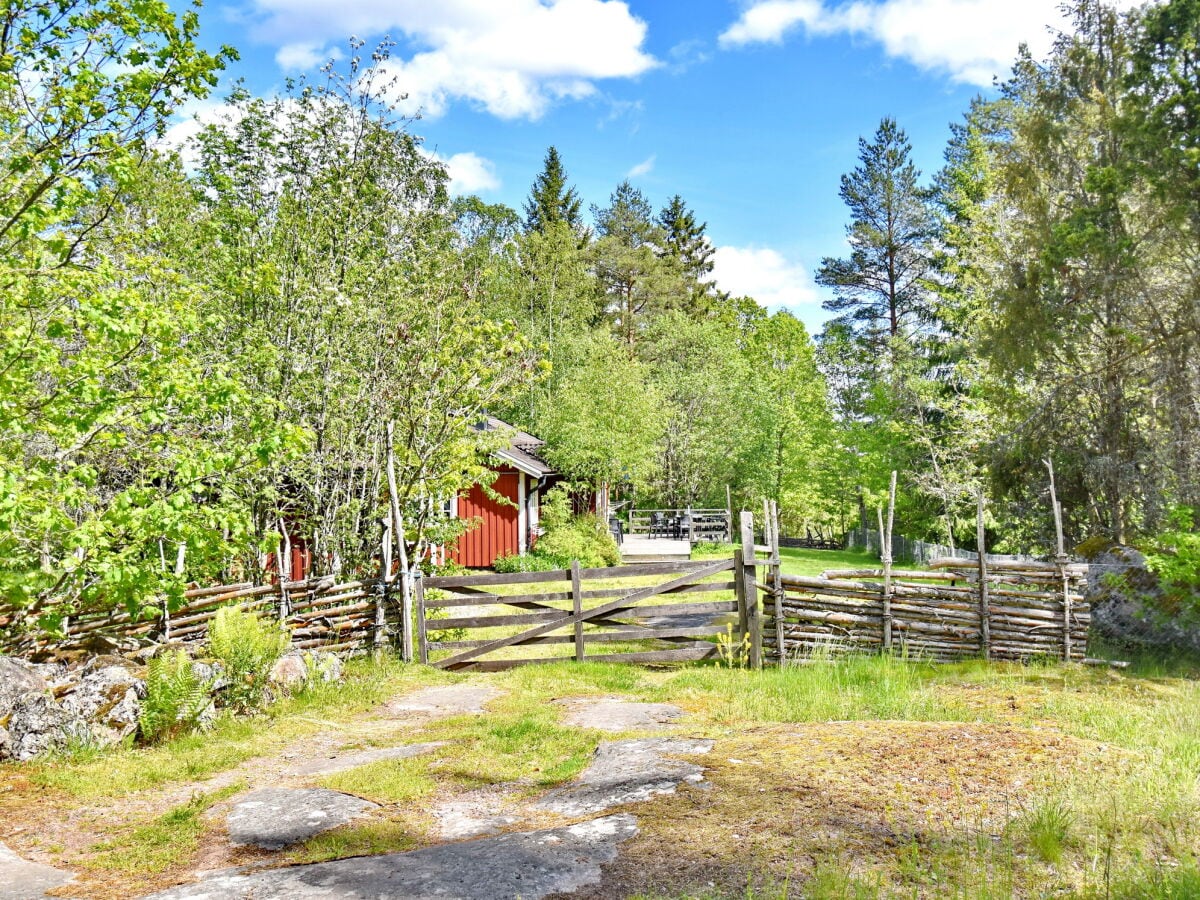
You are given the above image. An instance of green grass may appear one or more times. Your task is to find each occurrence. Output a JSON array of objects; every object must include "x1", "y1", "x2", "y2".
[
  {"x1": 86, "y1": 781, "x2": 246, "y2": 875},
  {"x1": 776, "y1": 545, "x2": 879, "y2": 577},
  {"x1": 655, "y1": 653, "x2": 967, "y2": 725},
  {"x1": 26, "y1": 657, "x2": 449, "y2": 798}
]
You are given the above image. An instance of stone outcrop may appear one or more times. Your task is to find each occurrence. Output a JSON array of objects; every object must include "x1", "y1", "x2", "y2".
[
  {"x1": 268, "y1": 650, "x2": 343, "y2": 694},
  {"x1": 1088, "y1": 546, "x2": 1200, "y2": 655}
]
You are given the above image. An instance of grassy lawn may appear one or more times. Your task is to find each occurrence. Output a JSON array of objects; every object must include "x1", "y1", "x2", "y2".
[{"x1": 2, "y1": 647, "x2": 1197, "y2": 899}]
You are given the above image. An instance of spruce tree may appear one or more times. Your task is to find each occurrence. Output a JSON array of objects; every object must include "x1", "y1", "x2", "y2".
[
  {"x1": 523, "y1": 145, "x2": 583, "y2": 233},
  {"x1": 657, "y1": 194, "x2": 718, "y2": 311}
]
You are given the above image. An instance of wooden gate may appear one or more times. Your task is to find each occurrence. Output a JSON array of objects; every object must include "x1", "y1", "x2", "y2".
[{"x1": 417, "y1": 558, "x2": 748, "y2": 671}]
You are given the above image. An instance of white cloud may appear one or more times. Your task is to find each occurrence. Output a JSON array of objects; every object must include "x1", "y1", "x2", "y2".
[
  {"x1": 244, "y1": 0, "x2": 658, "y2": 120},
  {"x1": 156, "y1": 100, "x2": 243, "y2": 168},
  {"x1": 432, "y1": 151, "x2": 502, "y2": 195},
  {"x1": 719, "y1": 0, "x2": 824, "y2": 47},
  {"x1": 275, "y1": 42, "x2": 341, "y2": 72},
  {"x1": 626, "y1": 154, "x2": 655, "y2": 178},
  {"x1": 719, "y1": 0, "x2": 1141, "y2": 87},
  {"x1": 711, "y1": 245, "x2": 821, "y2": 310}
]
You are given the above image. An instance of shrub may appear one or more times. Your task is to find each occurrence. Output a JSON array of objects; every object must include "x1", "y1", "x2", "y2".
[
  {"x1": 207, "y1": 606, "x2": 289, "y2": 711},
  {"x1": 1143, "y1": 506, "x2": 1200, "y2": 619},
  {"x1": 532, "y1": 511, "x2": 620, "y2": 568},
  {"x1": 492, "y1": 485, "x2": 620, "y2": 571},
  {"x1": 139, "y1": 648, "x2": 212, "y2": 743}
]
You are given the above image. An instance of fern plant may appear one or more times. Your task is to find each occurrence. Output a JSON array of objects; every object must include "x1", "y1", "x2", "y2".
[
  {"x1": 208, "y1": 606, "x2": 290, "y2": 711},
  {"x1": 139, "y1": 648, "x2": 213, "y2": 744}
]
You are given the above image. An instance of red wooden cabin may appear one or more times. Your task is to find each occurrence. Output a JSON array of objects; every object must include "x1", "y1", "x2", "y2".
[{"x1": 450, "y1": 419, "x2": 558, "y2": 568}]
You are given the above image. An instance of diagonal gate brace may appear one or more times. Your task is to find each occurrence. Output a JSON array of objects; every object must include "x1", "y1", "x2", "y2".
[{"x1": 434, "y1": 558, "x2": 734, "y2": 670}]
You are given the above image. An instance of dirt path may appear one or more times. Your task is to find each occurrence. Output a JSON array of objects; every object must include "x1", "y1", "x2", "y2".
[{"x1": 0, "y1": 684, "x2": 511, "y2": 898}]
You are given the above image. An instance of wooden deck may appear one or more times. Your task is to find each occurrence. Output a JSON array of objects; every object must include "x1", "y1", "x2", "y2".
[{"x1": 619, "y1": 536, "x2": 692, "y2": 562}]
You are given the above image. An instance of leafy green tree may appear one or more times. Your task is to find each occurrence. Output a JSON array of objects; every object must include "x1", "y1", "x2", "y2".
[
  {"x1": 0, "y1": 0, "x2": 268, "y2": 632},
  {"x1": 741, "y1": 312, "x2": 836, "y2": 532},
  {"x1": 535, "y1": 334, "x2": 666, "y2": 507},
  {"x1": 639, "y1": 313, "x2": 750, "y2": 507},
  {"x1": 189, "y1": 51, "x2": 541, "y2": 573},
  {"x1": 523, "y1": 146, "x2": 584, "y2": 234}
]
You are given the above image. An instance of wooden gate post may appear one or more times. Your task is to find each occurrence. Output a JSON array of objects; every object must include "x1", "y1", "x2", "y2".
[
  {"x1": 878, "y1": 471, "x2": 897, "y2": 653},
  {"x1": 769, "y1": 500, "x2": 784, "y2": 665},
  {"x1": 415, "y1": 570, "x2": 428, "y2": 665},
  {"x1": 571, "y1": 559, "x2": 584, "y2": 662},
  {"x1": 976, "y1": 492, "x2": 990, "y2": 660},
  {"x1": 1045, "y1": 458, "x2": 1071, "y2": 662},
  {"x1": 377, "y1": 517, "x2": 392, "y2": 656},
  {"x1": 734, "y1": 547, "x2": 749, "y2": 647},
  {"x1": 739, "y1": 511, "x2": 762, "y2": 670}
]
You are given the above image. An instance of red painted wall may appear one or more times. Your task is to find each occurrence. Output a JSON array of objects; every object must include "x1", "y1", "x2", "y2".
[{"x1": 453, "y1": 468, "x2": 521, "y2": 568}]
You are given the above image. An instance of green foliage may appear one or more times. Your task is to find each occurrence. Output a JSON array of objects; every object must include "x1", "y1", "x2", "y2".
[
  {"x1": 139, "y1": 649, "x2": 213, "y2": 744},
  {"x1": 0, "y1": 1, "x2": 270, "y2": 634},
  {"x1": 536, "y1": 335, "x2": 666, "y2": 493},
  {"x1": 207, "y1": 607, "x2": 289, "y2": 711},
  {"x1": 523, "y1": 146, "x2": 584, "y2": 234},
  {"x1": 1143, "y1": 507, "x2": 1200, "y2": 618},
  {"x1": 494, "y1": 486, "x2": 620, "y2": 570}
]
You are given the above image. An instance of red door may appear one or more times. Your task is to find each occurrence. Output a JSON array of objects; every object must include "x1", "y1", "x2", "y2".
[{"x1": 453, "y1": 470, "x2": 520, "y2": 568}]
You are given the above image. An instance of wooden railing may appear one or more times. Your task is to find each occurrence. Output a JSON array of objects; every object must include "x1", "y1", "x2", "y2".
[{"x1": 627, "y1": 508, "x2": 731, "y2": 543}]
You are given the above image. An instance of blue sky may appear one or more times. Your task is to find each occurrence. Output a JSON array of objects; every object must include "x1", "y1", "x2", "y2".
[{"x1": 172, "y1": 0, "x2": 1106, "y2": 332}]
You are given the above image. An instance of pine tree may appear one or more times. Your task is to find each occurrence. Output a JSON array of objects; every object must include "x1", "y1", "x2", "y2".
[
  {"x1": 523, "y1": 146, "x2": 583, "y2": 234},
  {"x1": 591, "y1": 181, "x2": 686, "y2": 348},
  {"x1": 817, "y1": 118, "x2": 936, "y2": 353},
  {"x1": 657, "y1": 194, "x2": 719, "y2": 312}
]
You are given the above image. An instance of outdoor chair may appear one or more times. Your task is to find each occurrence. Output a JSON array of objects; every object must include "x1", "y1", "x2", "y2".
[
  {"x1": 649, "y1": 512, "x2": 665, "y2": 537},
  {"x1": 609, "y1": 516, "x2": 623, "y2": 545}
]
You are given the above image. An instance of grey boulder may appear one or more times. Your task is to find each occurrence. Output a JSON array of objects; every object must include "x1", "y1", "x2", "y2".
[
  {"x1": 5, "y1": 693, "x2": 87, "y2": 762},
  {"x1": 60, "y1": 666, "x2": 145, "y2": 744},
  {"x1": 0, "y1": 658, "x2": 46, "y2": 719}
]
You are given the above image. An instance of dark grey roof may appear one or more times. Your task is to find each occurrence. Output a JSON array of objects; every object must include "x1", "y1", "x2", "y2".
[{"x1": 476, "y1": 417, "x2": 556, "y2": 477}]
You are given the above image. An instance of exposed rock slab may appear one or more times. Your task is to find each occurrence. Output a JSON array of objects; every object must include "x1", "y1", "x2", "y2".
[
  {"x1": 0, "y1": 841, "x2": 73, "y2": 900},
  {"x1": 534, "y1": 737, "x2": 713, "y2": 816},
  {"x1": 286, "y1": 741, "x2": 444, "y2": 777},
  {"x1": 226, "y1": 788, "x2": 378, "y2": 850},
  {"x1": 558, "y1": 697, "x2": 684, "y2": 732},
  {"x1": 384, "y1": 685, "x2": 501, "y2": 718},
  {"x1": 147, "y1": 814, "x2": 638, "y2": 899},
  {"x1": 432, "y1": 786, "x2": 522, "y2": 840}
]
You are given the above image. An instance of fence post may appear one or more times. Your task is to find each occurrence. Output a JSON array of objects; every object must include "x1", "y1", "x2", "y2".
[
  {"x1": 376, "y1": 517, "x2": 391, "y2": 656},
  {"x1": 415, "y1": 570, "x2": 428, "y2": 665},
  {"x1": 734, "y1": 547, "x2": 749, "y2": 650},
  {"x1": 739, "y1": 511, "x2": 762, "y2": 670},
  {"x1": 769, "y1": 500, "x2": 784, "y2": 665},
  {"x1": 400, "y1": 568, "x2": 414, "y2": 663},
  {"x1": 976, "y1": 492, "x2": 990, "y2": 660},
  {"x1": 571, "y1": 559, "x2": 584, "y2": 662},
  {"x1": 879, "y1": 471, "x2": 897, "y2": 652},
  {"x1": 1045, "y1": 459, "x2": 1071, "y2": 662}
]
